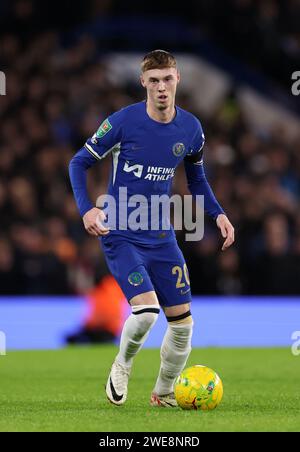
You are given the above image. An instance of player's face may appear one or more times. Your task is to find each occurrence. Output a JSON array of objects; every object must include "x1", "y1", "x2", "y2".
[{"x1": 141, "y1": 68, "x2": 180, "y2": 111}]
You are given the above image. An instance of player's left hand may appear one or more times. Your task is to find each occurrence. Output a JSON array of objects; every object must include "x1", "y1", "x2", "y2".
[{"x1": 216, "y1": 214, "x2": 235, "y2": 251}]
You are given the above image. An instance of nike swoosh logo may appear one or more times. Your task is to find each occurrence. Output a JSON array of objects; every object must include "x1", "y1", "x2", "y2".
[
  {"x1": 180, "y1": 288, "x2": 191, "y2": 295},
  {"x1": 110, "y1": 378, "x2": 123, "y2": 402}
]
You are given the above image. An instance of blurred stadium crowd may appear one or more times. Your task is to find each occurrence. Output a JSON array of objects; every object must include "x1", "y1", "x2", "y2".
[
  {"x1": 1, "y1": 0, "x2": 299, "y2": 91},
  {"x1": 0, "y1": 0, "x2": 300, "y2": 297},
  {"x1": 188, "y1": 0, "x2": 300, "y2": 92}
]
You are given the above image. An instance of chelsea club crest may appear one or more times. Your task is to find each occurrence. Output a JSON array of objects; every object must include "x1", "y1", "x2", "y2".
[
  {"x1": 172, "y1": 142, "x2": 185, "y2": 157},
  {"x1": 128, "y1": 272, "x2": 144, "y2": 286}
]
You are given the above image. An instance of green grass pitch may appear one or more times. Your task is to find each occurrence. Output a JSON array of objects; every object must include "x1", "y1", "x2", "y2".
[{"x1": 0, "y1": 346, "x2": 300, "y2": 432}]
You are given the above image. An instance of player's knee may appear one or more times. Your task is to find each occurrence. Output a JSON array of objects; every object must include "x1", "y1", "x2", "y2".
[
  {"x1": 166, "y1": 310, "x2": 193, "y2": 351},
  {"x1": 131, "y1": 304, "x2": 160, "y2": 338},
  {"x1": 166, "y1": 309, "x2": 193, "y2": 326}
]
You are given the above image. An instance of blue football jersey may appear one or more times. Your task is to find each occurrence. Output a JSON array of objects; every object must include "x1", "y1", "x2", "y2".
[{"x1": 83, "y1": 101, "x2": 205, "y2": 245}]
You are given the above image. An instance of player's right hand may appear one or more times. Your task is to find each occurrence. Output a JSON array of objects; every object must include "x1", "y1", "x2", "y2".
[{"x1": 82, "y1": 208, "x2": 110, "y2": 237}]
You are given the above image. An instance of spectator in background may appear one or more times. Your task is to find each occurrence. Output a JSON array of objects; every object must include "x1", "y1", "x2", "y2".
[
  {"x1": 66, "y1": 274, "x2": 128, "y2": 344},
  {"x1": 186, "y1": 231, "x2": 219, "y2": 295},
  {"x1": 0, "y1": 238, "x2": 20, "y2": 294},
  {"x1": 216, "y1": 248, "x2": 243, "y2": 295},
  {"x1": 251, "y1": 212, "x2": 297, "y2": 295}
]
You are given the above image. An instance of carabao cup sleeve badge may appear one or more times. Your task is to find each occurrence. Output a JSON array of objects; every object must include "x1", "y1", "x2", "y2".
[
  {"x1": 96, "y1": 119, "x2": 112, "y2": 138},
  {"x1": 128, "y1": 272, "x2": 144, "y2": 286}
]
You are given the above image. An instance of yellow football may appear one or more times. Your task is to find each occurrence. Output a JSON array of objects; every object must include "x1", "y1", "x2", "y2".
[{"x1": 174, "y1": 365, "x2": 223, "y2": 410}]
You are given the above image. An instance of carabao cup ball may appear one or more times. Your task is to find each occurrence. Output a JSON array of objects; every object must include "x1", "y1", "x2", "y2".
[{"x1": 174, "y1": 365, "x2": 223, "y2": 410}]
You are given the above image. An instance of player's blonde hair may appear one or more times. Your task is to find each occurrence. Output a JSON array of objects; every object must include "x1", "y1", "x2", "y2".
[{"x1": 141, "y1": 50, "x2": 177, "y2": 73}]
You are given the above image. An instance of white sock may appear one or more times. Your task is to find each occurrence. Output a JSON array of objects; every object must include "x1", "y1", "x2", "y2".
[
  {"x1": 116, "y1": 304, "x2": 159, "y2": 367},
  {"x1": 153, "y1": 320, "x2": 193, "y2": 395}
]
